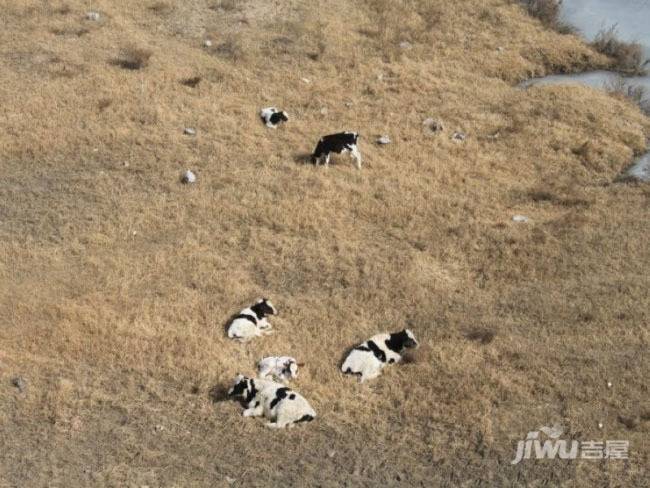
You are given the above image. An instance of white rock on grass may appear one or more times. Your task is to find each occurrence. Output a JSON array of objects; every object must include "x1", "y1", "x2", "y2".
[
  {"x1": 86, "y1": 11, "x2": 100, "y2": 21},
  {"x1": 377, "y1": 136, "x2": 391, "y2": 145},
  {"x1": 204, "y1": 39, "x2": 213, "y2": 48},
  {"x1": 512, "y1": 215, "x2": 529, "y2": 223},
  {"x1": 399, "y1": 41, "x2": 413, "y2": 50},
  {"x1": 452, "y1": 131, "x2": 466, "y2": 142},
  {"x1": 181, "y1": 170, "x2": 197, "y2": 184},
  {"x1": 184, "y1": 127, "x2": 196, "y2": 136}
]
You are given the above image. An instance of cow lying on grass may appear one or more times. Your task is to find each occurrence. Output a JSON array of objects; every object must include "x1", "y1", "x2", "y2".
[
  {"x1": 260, "y1": 107, "x2": 289, "y2": 128},
  {"x1": 228, "y1": 374, "x2": 316, "y2": 428},
  {"x1": 227, "y1": 298, "x2": 277, "y2": 341},
  {"x1": 341, "y1": 329, "x2": 419, "y2": 382}
]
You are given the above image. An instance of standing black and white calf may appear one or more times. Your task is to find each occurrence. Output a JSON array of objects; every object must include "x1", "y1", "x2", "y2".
[
  {"x1": 341, "y1": 329, "x2": 419, "y2": 382},
  {"x1": 228, "y1": 374, "x2": 316, "y2": 428},
  {"x1": 260, "y1": 107, "x2": 289, "y2": 128},
  {"x1": 227, "y1": 298, "x2": 277, "y2": 341},
  {"x1": 312, "y1": 132, "x2": 362, "y2": 169}
]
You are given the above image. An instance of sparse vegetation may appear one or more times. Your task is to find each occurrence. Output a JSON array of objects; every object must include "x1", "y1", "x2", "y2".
[
  {"x1": 606, "y1": 78, "x2": 650, "y2": 116},
  {"x1": 522, "y1": 0, "x2": 575, "y2": 34},
  {"x1": 591, "y1": 26, "x2": 648, "y2": 75}
]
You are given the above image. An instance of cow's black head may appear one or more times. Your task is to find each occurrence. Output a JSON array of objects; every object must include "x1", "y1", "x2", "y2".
[{"x1": 386, "y1": 329, "x2": 419, "y2": 353}]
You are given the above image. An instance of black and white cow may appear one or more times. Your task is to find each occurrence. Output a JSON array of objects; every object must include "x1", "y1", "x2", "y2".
[
  {"x1": 312, "y1": 132, "x2": 362, "y2": 169},
  {"x1": 341, "y1": 329, "x2": 419, "y2": 382},
  {"x1": 260, "y1": 107, "x2": 289, "y2": 128},
  {"x1": 228, "y1": 374, "x2": 316, "y2": 428},
  {"x1": 227, "y1": 298, "x2": 277, "y2": 341}
]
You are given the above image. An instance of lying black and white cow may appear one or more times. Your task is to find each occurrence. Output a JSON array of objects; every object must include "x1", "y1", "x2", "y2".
[
  {"x1": 228, "y1": 374, "x2": 316, "y2": 428},
  {"x1": 312, "y1": 132, "x2": 362, "y2": 169},
  {"x1": 227, "y1": 298, "x2": 277, "y2": 341},
  {"x1": 260, "y1": 107, "x2": 289, "y2": 128},
  {"x1": 341, "y1": 329, "x2": 419, "y2": 382},
  {"x1": 257, "y1": 356, "x2": 299, "y2": 381}
]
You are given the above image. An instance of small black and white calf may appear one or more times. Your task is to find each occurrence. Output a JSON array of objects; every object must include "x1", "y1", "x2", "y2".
[
  {"x1": 228, "y1": 374, "x2": 316, "y2": 428},
  {"x1": 260, "y1": 107, "x2": 289, "y2": 128},
  {"x1": 257, "y1": 356, "x2": 299, "y2": 381},
  {"x1": 312, "y1": 132, "x2": 362, "y2": 169},
  {"x1": 341, "y1": 329, "x2": 419, "y2": 382},
  {"x1": 227, "y1": 298, "x2": 277, "y2": 341}
]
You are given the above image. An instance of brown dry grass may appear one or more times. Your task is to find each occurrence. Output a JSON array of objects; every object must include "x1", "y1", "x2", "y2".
[{"x1": 0, "y1": 0, "x2": 649, "y2": 486}]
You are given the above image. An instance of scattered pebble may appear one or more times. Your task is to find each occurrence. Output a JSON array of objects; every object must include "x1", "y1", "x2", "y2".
[
  {"x1": 132, "y1": 230, "x2": 138, "y2": 236},
  {"x1": 155, "y1": 424, "x2": 165, "y2": 432},
  {"x1": 377, "y1": 136, "x2": 391, "y2": 145},
  {"x1": 607, "y1": 381, "x2": 613, "y2": 388},
  {"x1": 423, "y1": 118, "x2": 444, "y2": 133},
  {"x1": 320, "y1": 107, "x2": 328, "y2": 115},
  {"x1": 204, "y1": 39, "x2": 213, "y2": 48},
  {"x1": 183, "y1": 127, "x2": 196, "y2": 136},
  {"x1": 328, "y1": 450, "x2": 336, "y2": 458},
  {"x1": 11, "y1": 376, "x2": 26, "y2": 392},
  {"x1": 597, "y1": 421, "x2": 604, "y2": 429},
  {"x1": 451, "y1": 131, "x2": 466, "y2": 142},
  {"x1": 123, "y1": 161, "x2": 129, "y2": 167},
  {"x1": 399, "y1": 41, "x2": 413, "y2": 50},
  {"x1": 344, "y1": 101, "x2": 353, "y2": 108},
  {"x1": 512, "y1": 215, "x2": 529, "y2": 223},
  {"x1": 496, "y1": 46, "x2": 504, "y2": 53},
  {"x1": 86, "y1": 11, "x2": 100, "y2": 21},
  {"x1": 226, "y1": 477, "x2": 236, "y2": 484},
  {"x1": 301, "y1": 78, "x2": 311, "y2": 84},
  {"x1": 181, "y1": 170, "x2": 197, "y2": 184}
]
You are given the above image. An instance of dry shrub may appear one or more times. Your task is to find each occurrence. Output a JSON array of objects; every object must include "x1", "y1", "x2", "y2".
[
  {"x1": 181, "y1": 76, "x2": 202, "y2": 88},
  {"x1": 97, "y1": 98, "x2": 112, "y2": 112},
  {"x1": 113, "y1": 47, "x2": 152, "y2": 70},
  {"x1": 212, "y1": 0, "x2": 239, "y2": 11},
  {"x1": 591, "y1": 26, "x2": 647, "y2": 75},
  {"x1": 522, "y1": 0, "x2": 575, "y2": 34},
  {"x1": 148, "y1": 2, "x2": 173, "y2": 15},
  {"x1": 213, "y1": 36, "x2": 247, "y2": 61}
]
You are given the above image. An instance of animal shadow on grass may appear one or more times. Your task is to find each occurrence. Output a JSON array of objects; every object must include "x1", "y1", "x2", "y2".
[
  {"x1": 293, "y1": 152, "x2": 314, "y2": 166},
  {"x1": 209, "y1": 384, "x2": 231, "y2": 403}
]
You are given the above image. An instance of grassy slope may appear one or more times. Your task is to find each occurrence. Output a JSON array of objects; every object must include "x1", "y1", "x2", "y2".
[{"x1": 0, "y1": 0, "x2": 648, "y2": 486}]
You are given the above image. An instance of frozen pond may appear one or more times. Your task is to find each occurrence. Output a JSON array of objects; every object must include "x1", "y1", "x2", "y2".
[{"x1": 522, "y1": 0, "x2": 650, "y2": 181}]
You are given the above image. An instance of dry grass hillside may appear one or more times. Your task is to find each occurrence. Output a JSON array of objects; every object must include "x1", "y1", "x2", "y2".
[{"x1": 1, "y1": 0, "x2": 649, "y2": 486}]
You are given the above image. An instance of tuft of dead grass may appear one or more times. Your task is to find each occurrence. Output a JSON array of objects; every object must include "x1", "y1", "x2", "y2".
[
  {"x1": 180, "y1": 76, "x2": 202, "y2": 88},
  {"x1": 112, "y1": 46, "x2": 153, "y2": 70},
  {"x1": 464, "y1": 328, "x2": 496, "y2": 345},
  {"x1": 591, "y1": 26, "x2": 647, "y2": 75}
]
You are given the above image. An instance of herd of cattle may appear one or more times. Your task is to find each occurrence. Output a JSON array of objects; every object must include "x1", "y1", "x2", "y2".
[
  {"x1": 222, "y1": 112, "x2": 417, "y2": 428},
  {"x1": 226, "y1": 297, "x2": 419, "y2": 428}
]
